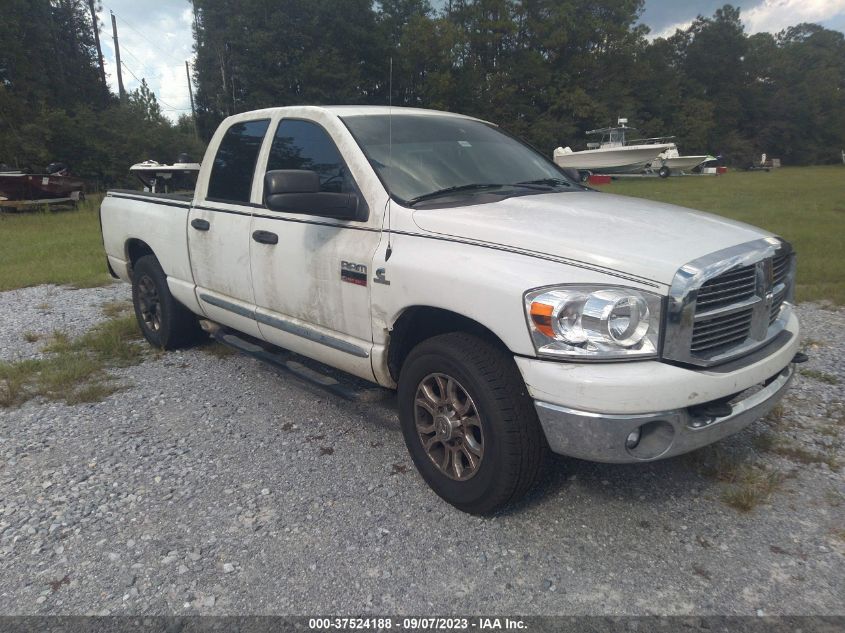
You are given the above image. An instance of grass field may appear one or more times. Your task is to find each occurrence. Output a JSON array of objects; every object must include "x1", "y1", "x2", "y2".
[
  {"x1": 0, "y1": 194, "x2": 111, "y2": 292},
  {"x1": 609, "y1": 165, "x2": 845, "y2": 305},
  {"x1": 1, "y1": 166, "x2": 843, "y2": 303}
]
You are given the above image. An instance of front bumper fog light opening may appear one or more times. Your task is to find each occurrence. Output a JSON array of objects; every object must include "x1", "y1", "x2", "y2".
[{"x1": 624, "y1": 420, "x2": 675, "y2": 460}]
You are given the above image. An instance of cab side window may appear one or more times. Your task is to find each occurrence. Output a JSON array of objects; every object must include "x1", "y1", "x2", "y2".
[
  {"x1": 207, "y1": 119, "x2": 270, "y2": 203},
  {"x1": 267, "y1": 120, "x2": 354, "y2": 194}
]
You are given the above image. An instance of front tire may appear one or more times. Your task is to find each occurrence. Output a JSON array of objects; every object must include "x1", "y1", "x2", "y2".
[
  {"x1": 131, "y1": 255, "x2": 202, "y2": 349},
  {"x1": 398, "y1": 333, "x2": 547, "y2": 514}
]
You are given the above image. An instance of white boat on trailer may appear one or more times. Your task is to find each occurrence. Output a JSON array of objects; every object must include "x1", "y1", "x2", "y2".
[
  {"x1": 129, "y1": 156, "x2": 201, "y2": 194},
  {"x1": 553, "y1": 119, "x2": 673, "y2": 177},
  {"x1": 651, "y1": 147, "x2": 714, "y2": 177}
]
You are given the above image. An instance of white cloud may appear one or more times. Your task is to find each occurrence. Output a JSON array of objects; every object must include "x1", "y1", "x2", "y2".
[
  {"x1": 743, "y1": 0, "x2": 845, "y2": 33},
  {"x1": 649, "y1": 0, "x2": 845, "y2": 38},
  {"x1": 651, "y1": 19, "x2": 694, "y2": 39}
]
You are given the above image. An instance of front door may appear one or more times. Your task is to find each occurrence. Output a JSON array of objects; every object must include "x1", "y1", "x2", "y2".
[
  {"x1": 249, "y1": 118, "x2": 381, "y2": 380},
  {"x1": 188, "y1": 118, "x2": 270, "y2": 338}
]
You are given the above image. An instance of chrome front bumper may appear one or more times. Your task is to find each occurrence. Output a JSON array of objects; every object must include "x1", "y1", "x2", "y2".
[{"x1": 534, "y1": 364, "x2": 794, "y2": 463}]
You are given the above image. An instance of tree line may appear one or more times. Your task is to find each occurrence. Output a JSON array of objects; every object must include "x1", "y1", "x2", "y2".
[
  {"x1": 0, "y1": 0, "x2": 203, "y2": 188},
  {"x1": 192, "y1": 0, "x2": 845, "y2": 166},
  {"x1": 1, "y1": 0, "x2": 843, "y2": 191}
]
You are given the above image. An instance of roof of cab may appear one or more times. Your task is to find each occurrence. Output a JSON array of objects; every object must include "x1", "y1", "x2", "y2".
[
  {"x1": 222, "y1": 104, "x2": 486, "y2": 123},
  {"x1": 321, "y1": 105, "x2": 480, "y2": 120}
]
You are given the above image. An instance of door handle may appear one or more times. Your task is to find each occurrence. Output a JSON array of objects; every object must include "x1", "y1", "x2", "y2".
[
  {"x1": 252, "y1": 230, "x2": 278, "y2": 245},
  {"x1": 191, "y1": 218, "x2": 210, "y2": 231}
]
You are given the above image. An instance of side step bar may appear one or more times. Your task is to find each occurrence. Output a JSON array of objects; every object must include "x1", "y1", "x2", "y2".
[{"x1": 204, "y1": 323, "x2": 392, "y2": 403}]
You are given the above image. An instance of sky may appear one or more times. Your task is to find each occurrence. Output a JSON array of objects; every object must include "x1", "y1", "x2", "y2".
[
  {"x1": 95, "y1": 1, "x2": 845, "y2": 122},
  {"x1": 641, "y1": 0, "x2": 845, "y2": 38},
  {"x1": 95, "y1": 2, "x2": 196, "y2": 122}
]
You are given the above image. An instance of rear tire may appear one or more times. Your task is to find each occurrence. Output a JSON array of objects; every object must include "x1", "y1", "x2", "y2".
[
  {"x1": 658, "y1": 165, "x2": 671, "y2": 178},
  {"x1": 397, "y1": 333, "x2": 547, "y2": 515},
  {"x1": 131, "y1": 255, "x2": 203, "y2": 349}
]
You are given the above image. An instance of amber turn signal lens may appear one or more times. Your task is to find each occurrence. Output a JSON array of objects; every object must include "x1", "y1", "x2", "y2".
[{"x1": 530, "y1": 302, "x2": 555, "y2": 338}]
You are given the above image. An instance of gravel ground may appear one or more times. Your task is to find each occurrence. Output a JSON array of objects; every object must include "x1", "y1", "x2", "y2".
[
  {"x1": 0, "y1": 284, "x2": 128, "y2": 362},
  {"x1": 0, "y1": 284, "x2": 843, "y2": 615}
]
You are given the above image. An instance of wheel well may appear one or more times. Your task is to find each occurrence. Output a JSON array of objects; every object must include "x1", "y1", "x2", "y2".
[
  {"x1": 387, "y1": 306, "x2": 509, "y2": 381},
  {"x1": 125, "y1": 239, "x2": 154, "y2": 277}
]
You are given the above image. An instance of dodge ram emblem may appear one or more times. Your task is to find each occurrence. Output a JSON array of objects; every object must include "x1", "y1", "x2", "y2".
[{"x1": 341, "y1": 261, "x2": 367, "y2": 286}]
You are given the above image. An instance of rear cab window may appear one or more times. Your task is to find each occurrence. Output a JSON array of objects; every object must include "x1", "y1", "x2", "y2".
[{"x1": 207, "y1": 119, "x2": 271, "y2": 204}]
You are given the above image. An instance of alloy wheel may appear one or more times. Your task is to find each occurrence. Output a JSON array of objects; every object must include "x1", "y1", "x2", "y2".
[
  {"x1": 137, "y1": 275, "x2": 162, "y2": 332},
  {"x1": 414, "y1": 373, "x2": 484, "y2": 480}
]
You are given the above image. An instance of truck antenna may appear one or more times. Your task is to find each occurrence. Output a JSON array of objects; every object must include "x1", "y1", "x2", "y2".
[{"x1": 385, "y1": 57, "x2": 394, "y2": 261}]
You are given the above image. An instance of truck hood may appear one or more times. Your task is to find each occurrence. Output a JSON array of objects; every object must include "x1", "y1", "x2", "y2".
[{"x1": 411, "y1": 191, "x2": 773, "y2": 285}]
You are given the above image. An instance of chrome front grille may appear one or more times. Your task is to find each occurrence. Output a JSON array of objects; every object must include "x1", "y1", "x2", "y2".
[
  {"x1": 691, "y1": 306, "x2": 754, "y2": 354},
  {"x1": 770, "y1": 251, "x2": 791, "y2": 326},
  {"x1": 772, "y1": 252, "x2": 790, "y2": 286},
  {"x1": 664, "y1": 238, "x2": 795, "y2": 367},
  {"x1": 770, "y1": 287, "x2": 787, "y2": 326},
  {"x1": 695, "y1": 264, "x2": 756, "y2": 310}
]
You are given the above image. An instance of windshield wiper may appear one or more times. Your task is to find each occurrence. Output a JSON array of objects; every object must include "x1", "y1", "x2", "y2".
[
  {"x1": 408, "y1": 183, "x2": 508, "y2": 205},
  {"x1": 408, "y1": 179, "x2": 574, "y2": 206},
  {"x1": 511, "y1": 178, "x2": 573, "y2": 189}
]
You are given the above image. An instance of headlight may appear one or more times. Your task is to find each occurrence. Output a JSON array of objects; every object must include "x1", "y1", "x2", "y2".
[{"x1": 525, "y1": 285, "x2": 663, "y2": 360}]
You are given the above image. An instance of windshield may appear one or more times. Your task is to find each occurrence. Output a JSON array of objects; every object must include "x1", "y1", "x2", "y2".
[{"x1": 341, "y1": 113, "x2": 575, "y2": 204}]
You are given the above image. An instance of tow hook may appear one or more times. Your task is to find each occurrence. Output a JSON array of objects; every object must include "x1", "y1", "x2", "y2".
[
  {"x1": 792, "y1": 352, "x2": 809, "y2": 364},
  {"x1": 689, "y1": 399, "x2": 733, "y2": 425}
]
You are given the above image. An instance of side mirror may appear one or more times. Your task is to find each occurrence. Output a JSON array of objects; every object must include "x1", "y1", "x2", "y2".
[{"x1": 263, "y1": 169, "x2": 361, "y2": 221}]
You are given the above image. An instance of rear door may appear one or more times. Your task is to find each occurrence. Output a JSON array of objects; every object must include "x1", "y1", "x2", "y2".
[
  {"x1": 188, "y1": 118, "x2": 270, "y2": 337},
  {"x1": 249, "y1": 117, "x2": 382, "y2": 380}
]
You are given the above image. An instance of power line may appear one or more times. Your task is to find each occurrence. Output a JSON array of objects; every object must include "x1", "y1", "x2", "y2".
[
  {"x1": 101, "y1": 28, "x2": 169, "y2": 79},
  {"x1": 112, "y1": 11, "x2": 163, "y2": 50},
  {"x1": 119, "y1": 60, "x2": 142, "y2": 84},
  {"x1": 104, "y1": 46, "x2": 191, "y2": 106},
  {"x1": 115, "y1": 43, "x2": 157, "y2": 76},
  {"x1": 120, "y1": 61, "x2": 189, "y2": 112},
  {"x1": 100, "y1": 9, "x2": 196, "y2": 80},
  {"x1": 98, "y1": 9, "x2": 193, "y2": 114}
]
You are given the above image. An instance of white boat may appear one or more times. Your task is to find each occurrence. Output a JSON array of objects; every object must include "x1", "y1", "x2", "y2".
[
  {"x1": 553, "y1": 120, "x2": 673, "y2": 174},
  {"x1": 129, "y1": 157, "x2": 201, "y2": 193},
  {"x1": 651, "y1": 147, "x2": 714, "y2": 176}
]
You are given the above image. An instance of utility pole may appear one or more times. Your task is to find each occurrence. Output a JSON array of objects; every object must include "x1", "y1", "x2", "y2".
[
  {"x1": 111, "y1": 11, "x2": 126, "y2": 100},
  {"x1": 88, "y1": 0, "x2": 107, "y2": 97},
  {"x1": 185, "y1": 60, "x2": 196, "y2": 117},
  {"x1": 185, "y1": 60, "x2": 199, "y2": 138}
]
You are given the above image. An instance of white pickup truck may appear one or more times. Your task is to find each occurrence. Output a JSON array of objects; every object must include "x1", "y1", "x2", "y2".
[{"x1": 101, "y1": 106, "x2": 801, "y2": 514}]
